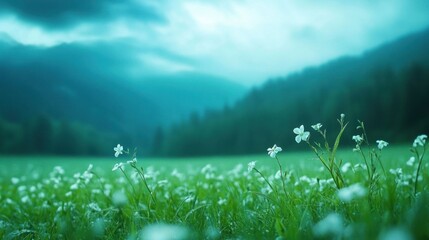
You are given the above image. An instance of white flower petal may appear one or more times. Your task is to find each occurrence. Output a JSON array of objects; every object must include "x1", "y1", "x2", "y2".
[
  {"x1": 293, "y1": 128, "x2": 301, "y2": 134},
  {"x1": 303, "y1": 132, "x2": 310, "y2": 141}
]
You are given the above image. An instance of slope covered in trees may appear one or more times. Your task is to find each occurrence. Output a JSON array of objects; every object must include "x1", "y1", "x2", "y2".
[
  {"x1": 0, "y1": 39, "x2": 245, "y2": 155},
  {"x1": 158, "y1": 28, "x2": 429, "y2": 156}
]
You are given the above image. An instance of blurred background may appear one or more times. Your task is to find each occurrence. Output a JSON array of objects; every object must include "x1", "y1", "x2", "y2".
[{"x1": 0, "y1": 0, "x2": 428, "y2": 157}]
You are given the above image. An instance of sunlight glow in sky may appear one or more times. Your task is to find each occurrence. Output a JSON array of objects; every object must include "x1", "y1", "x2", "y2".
[{"x1": 1, "y1": 0, "x2": 429, "y2": 85}]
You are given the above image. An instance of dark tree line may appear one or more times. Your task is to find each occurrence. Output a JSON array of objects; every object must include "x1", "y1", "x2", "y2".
[
  {"x1": 155, "y1": 63, "x2": 429, "y2": 157},
  {"x1": 0, "y1": 116, "x2": 116, "y2": 155}
]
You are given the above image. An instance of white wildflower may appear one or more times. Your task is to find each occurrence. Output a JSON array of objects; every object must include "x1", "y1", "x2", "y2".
[
  {"x1": 293, "y1": 125, "x2": 310, "y2": 143},
  {"x1": 113, "y1": 144, "x2": 124, "y2": 157},
  {"x1": 379, "y1": 227, "x2": 412, "y2": 240},
  {"x1": 337, "y1": 183, "x2": 367, "y2": 202},
  {"x1": 299, "y1": 176, "x2": 317, "y2": 186},
  {"x1": 88, "y1": 202, "x2": 101, "y2": 212},
  {"x1": 311, "y1": 123, "x2": 322, "y2": 131},
  {"x1": 217, "y1": 198, "x2": 227, "y2": 205},
  {"x1": 92, "y1": 218, "x2": 105, "y2": 237},
  {"x1": 352, "y1": 135, "x2": 363, "y2": 143},
  {"x1": 92, "y1": 189, "x2": 101, "y2": 194},
  {"x1": 103, "y1": 184, "x2": 112, "y2": 196},
  {"x1": 112, "y1": 191, "x2": 128, "y2": 207},
  {"x1": 82, "y1": 164, "x2": 93, "y2": 184},
  {"x1": 247, "y1": 161, "x2": 256, "y2": 172},
  {"x1": 275, "y1": 170, "x2": 282, "y2": 179},
  {"x1": 157, "y1": 180, "x2": 168, "y2": 187},
  {"x1": 313, "y1": 213, "x2": 344, "y2": 238},
  {"x1": 139, "y1": 223, "x2": 190, "y2": 240},
  {"x1": 267, "y1": 144, "x2": 282, "y2": 158},
  {"x1": 53, "y1": 166, "x2": 65, "y2": 175},
  {"x1": 171, "y1": 169, "x2": 184, "y2": 179},
  {"x1": 341, "y1": 162, "x2": 351, "y2": 173},
  {"x1": 406, "y1": 157, "x2": 415, "y2": 166},
  {"x1": 261, "y1": 185, "x2": 273, "y2": 194},
  {"x1": 228, "y1": 164, "x2": 243, "y2": 176},
  {"x1": 353, "y1": 163, "x2": 367, "y2": 171},
  {"x1": 299, "y1": 175, "x2": 311, "y2": 183},
  {"x1": 376, "y1": 140, "x2": 389, "y2": 150},
  {"x1": 112, "y1": 162, "x2": 124, "y2": 171},
  {"x1": 70, "y1": 180, "x2": 80, "y2": 190},
  {"x1": 389, "y1": 168, "x2": 402, "y2": 175},
  {"x1": 127, "y1": 158, "x2": 137, "y2": 166},
  {"x1": 413, "y1": 134, "x2": 427, "y2": 147},
  {"x1": 21, "y1": 195, "x2": 30, "y2": 204},
  {"x1": 205, "y1": 226, "x2": 221, "y2": 240},
  {"x1": 184, "y1": 195, "x2": 194, "y2": 203},
  {"x1": 11, "y1": 177, "x2": 20, "y2": 184},
  {"x1": 201, "y1": 164, "x2": 214, "y2": 174}
]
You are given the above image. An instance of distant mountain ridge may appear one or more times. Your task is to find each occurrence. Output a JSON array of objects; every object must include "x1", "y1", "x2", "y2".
[
  {"x1": 0, "y1": 39, "x2": 246, "y2": 148},
  {"x1": 159, "y1": 27, "x2": 429, "y2": 156}
]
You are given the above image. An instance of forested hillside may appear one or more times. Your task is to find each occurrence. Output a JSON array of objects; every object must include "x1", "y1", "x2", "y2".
[
  {"x1": 0, "y1": 39, "x2": 245, "y2": 155},
  {"x1": 158, "y1": 28, "x2": 429, "y2": 156}
]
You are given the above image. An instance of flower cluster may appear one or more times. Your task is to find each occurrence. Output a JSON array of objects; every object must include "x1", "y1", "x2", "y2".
[
  {"x1": 376, "y1": 140, "x2": 389, "y2": 150},
  {"x1": 114, "y1": 144, "x2": 123, "y2": 157},
  {"x1": 413, "y1": 134, "x2": 427, "y2": 147},
  {"x1": 352, "y1": 135, "x2": 363, "y2": 144},
  {"x1": 337, "y1": 183, "x2": 367, "y2": 202},
  {"x1": 247, "y1": 161, "x2": 256, "y2": 172},
  {"x1": 311, "y1": 123, "x2": 322, "y2": 131},
  {"x1": 293, "y1": 125, "x2": 310, "y2": 143},
  {"x1": 112, "y1": 162, "x2": 124, "y2": 172},
  {"x1": 267, "y1": 144, "x2": 282, "y2": 158}
]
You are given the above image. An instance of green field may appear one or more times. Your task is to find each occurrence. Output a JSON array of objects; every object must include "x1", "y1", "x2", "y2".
[
  {"x1": 0, "y1": 145, "x2": 413, "y2": 176},
  {"x1": 0, "y1": 144, "x2": 428, "y2": 239}
]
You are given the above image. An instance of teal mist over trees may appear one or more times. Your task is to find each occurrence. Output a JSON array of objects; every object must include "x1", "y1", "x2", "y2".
[
  {"x1": 1, "y1": 26, "x2": 429, "y2": 156},
  {"x1": 1, "y1": 1, "x2": 429, "y2": 157},
  {"x1": 0, "y1": 39, "x2": 246, "y2": 155},
  {"x1": 157, "y1": 27, "x2": 429, "y2": 157}
]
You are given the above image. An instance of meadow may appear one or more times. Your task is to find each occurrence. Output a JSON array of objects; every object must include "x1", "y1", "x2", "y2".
[{"x1": 0, "y1": 133, "x2": 428, "y2": 239}]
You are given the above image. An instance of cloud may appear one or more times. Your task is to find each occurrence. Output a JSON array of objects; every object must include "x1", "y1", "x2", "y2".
[
  {"x1": 152, "y1": 0, "x2": 429, "y2": 85},
  {"x1": 0, "y1": 0, "x2": 165, "y2": 29},
  {"x1": 1, "y1": 0, "x2": 429, "y2": 86},
  {"x1": 0, "y1": 35, "x2": 201, "y2": 83}
]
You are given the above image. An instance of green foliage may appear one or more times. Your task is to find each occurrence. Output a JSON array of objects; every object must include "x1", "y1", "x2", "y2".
[
  {"x1": 160, "y1": 63, "x2": 429, "y2": 157},
  {"x1": 154, "y1": 28, "x2": 429, "y2": 157},
  {"x1": 0, "y1": 116, "x2": 115, "y2": 156},
  {"x1": 0, "y1": 143, "x2": 428, "y2": 239}
]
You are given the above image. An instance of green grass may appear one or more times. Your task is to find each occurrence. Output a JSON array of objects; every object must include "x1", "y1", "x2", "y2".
[{"x1": 0, "y1": 145, "x2": 428, "y2": 239}]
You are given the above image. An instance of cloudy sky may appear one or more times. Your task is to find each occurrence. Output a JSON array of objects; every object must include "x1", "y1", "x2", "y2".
[{"x1": 1, "y1": 0, "x2": 429, "y2": 86}]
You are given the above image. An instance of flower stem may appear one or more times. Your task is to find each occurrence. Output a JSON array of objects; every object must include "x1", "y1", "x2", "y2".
[
  {"x1": 414, "y1": 146, "x2": 426, "y2": 195},
  {"x1": 275, "y1": 156, "x2": 289, "y2": 197},
  {"x1": 120, "y1": 168, "x2": 137, "y2": 195},
  {"x1": 137, "y1": 167, "x2": 157, "y2": 205},
  {"x1": 253, "y1": 168, "x2": 276, "y2": 194}
]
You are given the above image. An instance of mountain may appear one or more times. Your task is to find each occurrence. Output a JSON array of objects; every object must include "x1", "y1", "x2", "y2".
[
  {"x1": 0, "y1": 39, "x2": 246, "y2": 152},
  {"x1": 159, "y1": 27, "x2": 429, "y2": 156}
]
